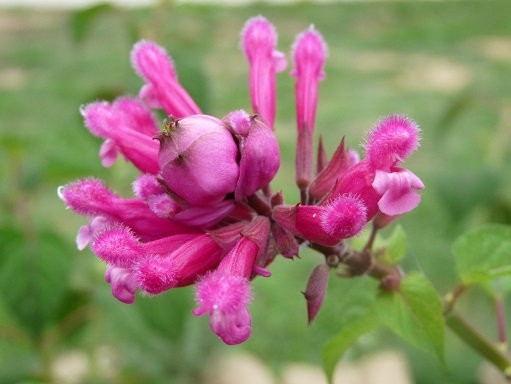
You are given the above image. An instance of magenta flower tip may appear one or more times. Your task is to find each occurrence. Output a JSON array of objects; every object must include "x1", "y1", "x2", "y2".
[
  {"x1": 365, "y1": 114, "x2": 421, "y2": 170},
  {"x1": 91, "y1": 224, "x2": 141, "y2": 268},
  {"x1": 130, "y1": 40, "x2": 176, "y2": 83},
  {"x1": 241, "y1": 15, "x2": 277, "y2": 57},
  {"x1": 195, "y1": 273, "x2": 252, "y2": 312},
  {"x1": 224, "y1": 109, "x2": 251, "y2": 136},
  {"x1": 132, "y1": 174, "x2": 164, "y2": 201},
  {"x1": 291, "y1": 25, "x2": 328, "y2": 79},
  {"x1": 133, "y1": 255, "x2": 178, "y2": 295},
  {"x1": 59, "y1": 178, "x2": 118, "y2": 216},
  {"x1": 81, "y1": 101, "x2": 109, "y2": 137},
  {"x1": 194, "y1": 272, "x2": 252, "y2": 345},
  {"x1": 81, "y1": 98, "x2": 160, "y2": 173},
  {"x1": 320, "y1": 194, "x2": 367, "y2": 239}
]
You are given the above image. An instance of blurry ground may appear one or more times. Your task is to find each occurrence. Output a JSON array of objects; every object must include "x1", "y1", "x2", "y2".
[{"x1": 205, "y1": 350, "x2": 413, "y2": 384}]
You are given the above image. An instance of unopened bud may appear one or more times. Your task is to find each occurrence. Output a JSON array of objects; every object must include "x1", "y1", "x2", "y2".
[
  {"x1": 303, "y1": 264, "x2": 329, "y2": 324},
  {"x1": 156, "y1": 114, "x2": 239, "y2": 207}
]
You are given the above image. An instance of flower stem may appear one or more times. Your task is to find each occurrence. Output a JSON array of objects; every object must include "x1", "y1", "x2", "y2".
[
  {"x1": 495, "y1": 287, "x2": 509, "y2": 351},
  {"x1": 445, "y1": 311, "x2": 511, "y2": 379}
]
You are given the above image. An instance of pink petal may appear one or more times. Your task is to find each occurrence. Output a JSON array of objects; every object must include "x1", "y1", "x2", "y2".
[
  {"x1": 99, "y1": 139, "x2": 119, "y2": 168},
  {"x1": 105, "y1": 266, "x2": 138, "y2": 304},
  {"x1": 373, "y1": 168, "x2": 424, "y2": 216},
  {"x1": 131, "y1": 40, "x2": 201, "y2": 117}
]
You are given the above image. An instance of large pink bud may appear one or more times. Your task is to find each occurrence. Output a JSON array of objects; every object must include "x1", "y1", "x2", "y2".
[
  {"x1": 156, "y1": 115, "x2": 240, "y2": 207},
  {"x1": 224, "y1": 110, "x2": 280, "y2": 200}
]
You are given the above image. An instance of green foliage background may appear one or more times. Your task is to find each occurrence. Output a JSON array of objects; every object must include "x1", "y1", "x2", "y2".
[{"x1": 1, "y1": 1, "x2": 510, "y2": 383}]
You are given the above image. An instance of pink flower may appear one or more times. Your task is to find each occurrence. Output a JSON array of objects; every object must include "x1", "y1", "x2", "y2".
[
  {"x1": 75, "y1": 216, "x2": 110, "y2": 250},
  {"x1": 193, "y1": 217, "x2": 270, "y2": 345},
  {"x1": 131, "y1": 40, "x2": 201, "y2": 117},
  {"x1": 193, "y1": 273, "x2": 253, "y2": 345},
  {"x1": 133, "y1": 233, "x2": 224, "y2": 294},
  {"x1": 133, "y1": 173, "x2": 236, "y2": 227},
  {"x1": 58, "y1": 178, "x2": 195, "y2": 242},
  {"x1": 365, "y1": 114, "x2": 421, "y2": 171},
  {"x1": 241, "y1": 16, "x2": 287, "y2": 129},
  {"x1": 327, "y1": 115, "x2": 424, "y2": 219},
  {"x1": 60, "y1": 16, "x2": 425, "y2": 346},
  {"x1": 291, "y1": 26, "x2": 327, "y2": 190},
  {"x1": 82, "y1": 98, "x2": 160, "y2": 173},
  {"x1": 291, "y1": 26, "x2": 327, "y2": 135},
  {"x1": 273, "y1": 194, "x2": 367, "y2": 246}
]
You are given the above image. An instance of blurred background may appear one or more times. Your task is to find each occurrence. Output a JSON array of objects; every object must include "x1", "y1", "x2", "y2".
[{"x1": 1, "y1": 0, "x2": 511, "y2": 383}]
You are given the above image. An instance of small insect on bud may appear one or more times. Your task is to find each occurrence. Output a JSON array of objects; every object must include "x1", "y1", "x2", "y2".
[{"x1": 155, "y1": 114, "x2": 240, "y2": 207}]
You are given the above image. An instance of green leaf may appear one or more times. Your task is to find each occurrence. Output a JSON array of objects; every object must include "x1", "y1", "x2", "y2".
[
  {"x1": 453, "y1": 224, "x2": 511, "y2": 285},
  {"x1": 322, "y1": 311, "x2": 380, "y2": 384},
  {"x1": 375, "y1": 272, "x2": 445, "y2": 362},
  {"x1": 378, "y1": 224, "x2": 407, "y2": 264},
  {"x1": 0, "y1": 226, "x2": 74, "y2": 338},
  {"x1": 322, "y1": 277, "x2": 380, "y2": 383}
]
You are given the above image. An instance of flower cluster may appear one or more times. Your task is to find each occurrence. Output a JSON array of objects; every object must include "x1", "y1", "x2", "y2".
[{"x1": 59, "y1": 16, "x2": 424, "y2": 345}]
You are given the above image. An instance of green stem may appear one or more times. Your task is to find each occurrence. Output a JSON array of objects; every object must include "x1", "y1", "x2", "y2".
[{"x1": 445, "y1": 311, "x2": 511, "y2": 378}]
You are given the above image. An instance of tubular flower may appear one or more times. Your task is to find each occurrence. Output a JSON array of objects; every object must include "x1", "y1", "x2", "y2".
[
  {"x1": 82, "y1": 97, "x2": 160, "y2": 173},
  {"x1": 59, "y1": 17, "x2": 424, "y2": 344},
  {"x1": 193, "y1": 216, "x2": 270, "y2": 345},
  {"x1": 131, "y1": 40, "x2": 201, "y2": 117},
  {"x1": 327, "y1": 114, "x2": 424, "y2": 219},
  {"x1": 241, "y1": 16, "x2": 287, "y2": 129},
  {"x1": 291, "y1": 26, "x2": 327, "y2": 190}
]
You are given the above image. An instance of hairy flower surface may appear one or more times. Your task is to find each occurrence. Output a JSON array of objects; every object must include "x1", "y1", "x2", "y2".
[{"x1": 59, "y1": 16, "x2": 424, "y2": 345}]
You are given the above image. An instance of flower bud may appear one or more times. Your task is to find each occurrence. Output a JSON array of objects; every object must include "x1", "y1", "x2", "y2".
[
  {"x1": 225, "y1": 111, "x2": 280, "y2": 200},
  {"x1": 303, "y1": 264, "x2": 329, "y2": 324},
  {"x1": 192, "y1": 217, "x2": 269, "y2": 345},
  {"x1": 291, "y1": 26, "x2": 327, "y2": 135},
  {"x1": 365, "y1": 114, "x2": 420, "y2": 171},
  {"x1": 156, "y1": 115, "x2": 240, "y2": 207},
  {"x1": 308, "y1": 138, "x2": 350, "y2": 199},
  {"x1": 320, "y1": 194, "x2": 367, "y2": 239},
  {"x1": 241, "y1": 16, "x2": 287, "y2": 129},
  {"x1": 271, "y1": 223, "x2": 299, "y2": 259}
]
